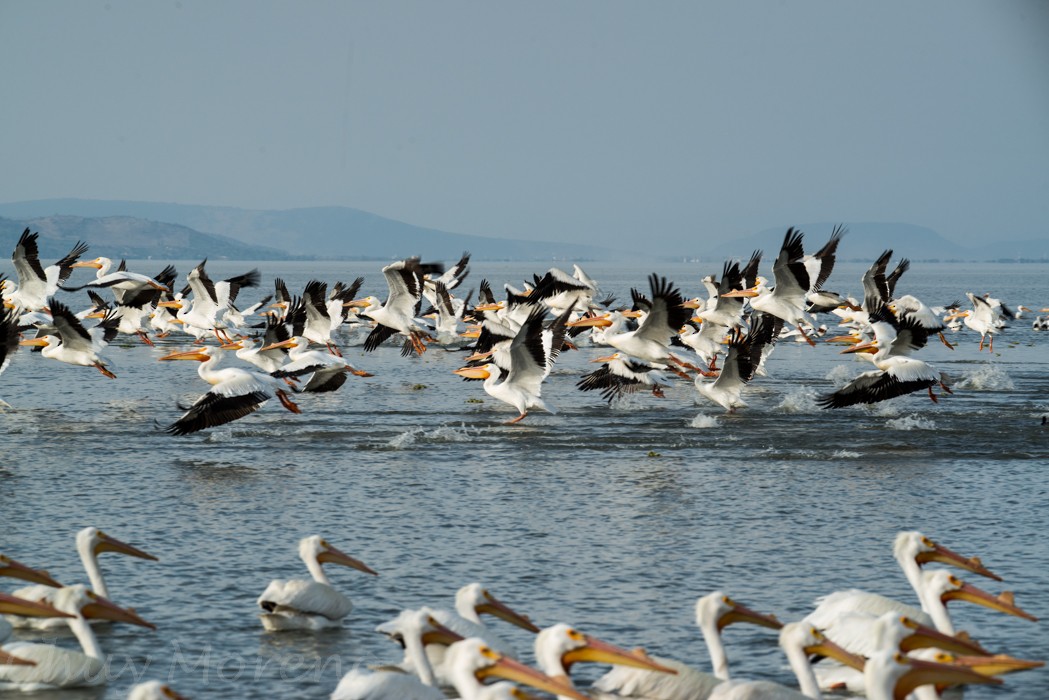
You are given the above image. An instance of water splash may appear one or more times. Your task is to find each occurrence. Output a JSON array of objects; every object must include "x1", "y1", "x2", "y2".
[
  {"x1": 956, "y1": 365, "x2": 1015, "y2": 391},
  {"x1": 387, "y1": 423, "x2": 476, "y2": 449},
  {"x1": 886, "y1": 414, "x2": 937, "y2": 431},
  {"x1": 689, "y1": 414, "x2": 719, "y2": 428},
  {"x1": 832, "y1": 449, "x2": 861, "y2": 458},
  {"x1": 775, "y1": 387, "x2": 820, "y2": 413},
  {"x1": 825, "y1": 364, "x2": 855, "y2": 388}
]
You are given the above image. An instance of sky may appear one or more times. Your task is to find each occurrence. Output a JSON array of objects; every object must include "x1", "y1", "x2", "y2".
[{"x1": 1, "y1": 1, "x2": 1047, "y2": 249}]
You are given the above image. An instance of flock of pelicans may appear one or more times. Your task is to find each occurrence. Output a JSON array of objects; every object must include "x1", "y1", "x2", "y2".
[
  {"x1": 0, "y1": 529, "x2": 1042, "y2": 698},
  {"x1": 1, "y1": 226, "x2": 1045, "y2": 432}
]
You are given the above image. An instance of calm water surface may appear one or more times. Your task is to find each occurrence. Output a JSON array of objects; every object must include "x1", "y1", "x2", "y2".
[{"x1": 1, "y1": 260, "x2": 1047, "y2": 698}]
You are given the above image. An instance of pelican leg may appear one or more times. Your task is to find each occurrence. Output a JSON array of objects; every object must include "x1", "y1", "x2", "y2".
[
  {"x1": 275, "y1": 389, "x2": 302, "y2": 414},
  {"x1": 137, "y1": 331, "x2": 155, "y2": 347},
  {"x1": 938, "y1": 332, "x2": 955, "y2": 349},
  {"x1": 94, "y1": 362, "x2": 117, "y2": 379},
  {"x1": 708, "y1": 356, "x2": 718, "y2": 372},
  {"x1": 797, "y1": 325, "x2": 818, "y2": 347},
  {"x1": 155, "y1": 332, "x2": 170, "y2": 339},
  {"x1": 989, "y1": 334, "x2": 995, "y2": 352},
  {"x1": 349, "y1": 366, "x2": 373, "y2": 377},
  {"x1": 979, "y1": 336, "x2": 985, "y2": 352},
  {"x1": 652, "y1": 386, "x2": 665, "y2": 398},
  {"x1": 928, "y1": 387, "x2": 939, "y2": 403},
  {"x1": 505, "y1": 412, "x2": 528, "y2": 425},
  {"x1": 940, "y1": 381, "x2": 954, "y2": 395},
  {"x1": 668, "y1": 354, "x2": 705, "y2": 373},
  {"x1": 327, "y1": 342, "x2": 343, "y2": 357}
]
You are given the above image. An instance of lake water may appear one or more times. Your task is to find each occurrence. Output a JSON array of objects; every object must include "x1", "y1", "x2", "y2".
[{"x1": 1, "y1": 259, "x2": 1047, "y2": 699}]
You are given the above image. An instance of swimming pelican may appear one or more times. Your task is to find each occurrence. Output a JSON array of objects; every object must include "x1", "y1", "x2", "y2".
[
  {"x1": 4, "y1": 229, "x2": 89, "y2": 312},
  {"x1": 454, "y1": 307, "x2": 571, "y2": 423},
  {"x1": 0, "y1": 593, "x2": 76, "y2": 664},
  {"x1": 127, "y1": 680, "x2": 190, "y2": 699},
  {"x1": 257, "y1": 535, "x2": 377, "y2": 631},
  {"x1": 862, "y1": 649, "x2": 1001, "y2": 700},
  {"x1": 7, "y1": 527, "x2": 156, "y2": 631},
  {"x1": 18, "y1": 298, "x2": 120, "y2": 378},
  {"x1": 159, "y1": 345, "x2": 302, "y2": 435},
  {"x1": 0, "y1": 585, "x2": 155, "y2": 691},
  {"x1": 593, "y1": 591, "x2": 782, "y2": 699}
]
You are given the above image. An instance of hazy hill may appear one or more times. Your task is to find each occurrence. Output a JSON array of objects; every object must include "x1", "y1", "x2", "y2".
[
  {"x1": 0, "y1": 215, "x2": 287, "y2": 261},
  {"x1": 0, "y1": 199, "x2": 614, "y2": 261}
]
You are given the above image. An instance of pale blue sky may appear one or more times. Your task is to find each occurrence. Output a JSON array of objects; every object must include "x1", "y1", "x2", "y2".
[{"x1": 1, "y1": 1, "x2": 1046, "y2": 248}]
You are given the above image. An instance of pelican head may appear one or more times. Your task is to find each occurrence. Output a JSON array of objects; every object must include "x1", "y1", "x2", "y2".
[
  {"x1": 159, "y1": 346, "x2": 223, "y2": 362},
  {"x1": 71, "y1": 256, "x2": 110, "y2": 271},
  {"x1": 534, "y1": 622, "x2": 678, "y2": 679},
  {"x1": 447, "y1": 636, "x2": 589, "y2": 700},
  {"x1": 19, "y1": 335, "x2": 58, "y2": 349},
  {"x1": 695, "y1": 591, "x2": 783, "y2": 632},
  {"x1": 894, "y1": 531, "x2": 1000, "y2": 580},
  {"x1": 376, "y1": 608, "x2": 463, "y2": 649},
  {"x1": 873, "y1": 613, "x2": 990, "y2": 656},
  {"x1": 922, "y1": 569, "x2": 1036, "y2": 621},
  {"x1": 299, "y1": 535, "x2": 377, "y2": 577},
  {"x1": 78, "y1": 526, "x2": 158, "y2": 562},
  {"x1": 454, "y1": 363, "x2": 494, "y2": 380},
  {"x1": 780, "y1": 622, "x2": 865, "y2": 671},
  {"x1": 0, "y1": 554, "x2": 64, "y2": 587},
  {"x1": 455, "y1": 582, "x2": 539, "y2": 632},
  {"x1": 54, "y1": 584, "x2": 156, "y2": 629},
  {"x1": 0, "y1": 591, "x2": 74, "y2": 620},
  {"x1": 864, "y1": 649, "x2": 1001, "y2": 700}
]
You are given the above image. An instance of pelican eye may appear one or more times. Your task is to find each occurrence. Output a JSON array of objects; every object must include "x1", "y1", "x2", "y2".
[
  {"x1": 480, "y1": 646, "x2": 499, "y2": 660},
  {"x1": 935, "y1": 652, "x2": 955, "y2": 663},
  {"x1": 320, "y1": 539, "x2": 329, "y2": 548},
  {"x1": 567, "y1": 629, "x2": 585, "y2": 642},
  {"x1": 809, "y1": 627, "x2": 823, "y2": 639},
  {"x1": 949, "y1": 575, "x2": 962, "y2": 586},
  {"x1": 921, "y1": 536, "x2": 934, "y2": 547},
  {"x1": 901, "y1": 616, "x2": 917, "y2": 628},
  {"x1": 894, "y1": 652, "x2": 907, "y2": 663},
  {"x1": 722, "y1": 596, "x2": 734, "y2": 606}
]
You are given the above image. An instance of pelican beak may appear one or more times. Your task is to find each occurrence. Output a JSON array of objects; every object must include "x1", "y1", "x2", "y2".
[
  {"x1": 159, "y1": 349, "x2": 210, "y2": 362},
  {"x1": 566, "y1": 315, "x2": 612, "y2": 328},
  {"x1": 19, "y1": 338, "x2": 49, "y2": 347},
  {"x1": 0, "y1": 650, "x2": 36, "y2": 667},
  {"x1": 344, "y1": 299, "x2": 372, "y2": 308},
  {"x1": 592, "y1": 354, "x2": 619, "y2": 363},
  {"x1": 915, "y1": 538, "x2": 1001, "y2": 581},
  {"x1": 897, "y1": 617, "x2": 990, "y2": 656},
  {"x1": 475, "y1": 590, "x2": 540, "y2": 633},
  {"x1": 621, "y1": 310, "x2": 643, "y2": 319},
  {"x1": 473, "y1": 302, "x2": 504, "y2": 312},
  {"x1": 681, "y1": 299, "x2": 701, "y2": 309},
  {"x1": 722, "y1": 288, "x2": 758, "y2": 298},
  {"x1": 562, "y1": 631, "x2": 678, "y2": 675},
  {"x1": 156, "y1": 300, "x2": 183, "y2": 309},
  {"x1": 941, "y1": 578, "x2": 1037, "y2": 622},
  {"x1": 72, "y1": 259, "x2": 104, "y2": 269},
  {"x1": 0, "y1": 592, "x2": 74, "y2": 619},
  {"x1": 803, "y1": 629, "x2": 866, "y2": 671},
  {"x1": 717, "y1": 597, "x2": 783, "y2": 631},
  {"x1": 894, "y1": 653, "x2": 1002, "y2": 698},
  {"x1": 94, "y1": 532, "x2": 159, "y2": 562},
  {"x1": 824, "y1": 334, "x2": 860, "y2": 344},
  {"x1": 2, "y1": 300, "x2": 15, "y2": 310},
  {"x1": 689, "y1": 315, "x2": 705, "y2": 324},
  {"x1": 841, "y1": 341, "x2": 878, "y2": 354},
  {"x1": 0, "y1": 555, "x2": 64, "y2": 587},
  {"x1": 454, "y1": 366, "x2": 491, "y2": 380},
  {"x1": 260, "y1": 339, "x2": 298, "y2": 352},
  {"x1": 465, "y1": 350, "x2": 494, "y2": 362},
  {"x1": 316, "y1": 543, "x2": 378, "y2": 576},
  {"x1": 83, "y1": 310, "x2": 107, "y2": 319},
  {"x1": 80, "y1": 592, "x2": 156, "y2": 629},
  {"x1": 420, "y1": 616, "x2": 465, "y2": 647},
  {"x1": 220, "y1": 341, "x2": 244, "y2": 350},
  {"x1": 938, "y1": 652, "x2": 1045, "y2": 677},
  {"x1": 475, "y1": 646, "x2": 590, "y2": 700}
]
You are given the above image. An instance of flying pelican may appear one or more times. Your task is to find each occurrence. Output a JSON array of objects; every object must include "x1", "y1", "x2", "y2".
[
  {"x1": 175, "y1": 260, "x2": 260, "y2": 343},
  {"x1": 257, "y1": 535, "x2": 377, "y2": 631},
  {"x1": 159, "y1": 345, "x2": 302, "y2": 435},
  {"x1": 706, "y1": 622, "x2": 863, "y2": 700},
  {"x1": 64, "y1": 256, "x2": 171, "y2": 295},
  {"x1": 18, "y1": 298, "x2": 120, "y2": 378},
  {"x1": 593, "y1": 591, "x2": 783, "y2": 699},
  {"x1": 694, "y1": 313, "x2": 781, "y2": 412},
  {"x1": 127, "y1": 680, "x2": 190, "y2": 699},
  {"x1": 956, "y1": 292, "x2": 1006, "y2": 352},
  {"x1": 0, "y1": 585, "x2": 155, "y2": 691},
  {"x1": 352, "y1": 257, "x2": 432, "y2": 355},
  {"x1": 533, "y1": 622, "x2": 679, "y2": 699},
  {"x1": 421, "y1": 251, "x2": 471, "y2": 308},
  {"x1": 3, "y1": 228, "x2": 89, "y2": 312},
  {"x1": 7, "y1": 527, "x2": 156, "y2": 631},
  {"x1": 454, "y1": 307, "x2": 571, "y2": 423},
  {"x1": 577, "y1": 352, "x2": 670, "y2": 403},
  {"x1": 263, "y1": 335, "x2": 373, "y2": 393}
]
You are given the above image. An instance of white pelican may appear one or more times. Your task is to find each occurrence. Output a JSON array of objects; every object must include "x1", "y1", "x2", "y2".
[
  {"x1": 296, "y1": 279, "x2": 345, "y2": 355},
  {"x1": 454, "y1": 307, "x2": 571, "y2": 423},
  {"x1": 593, "y1": 591, "x2": 782, "y2": 700},
  {"x1": 1, "y1": 590, "x2": 71, "y2": 645},
  {"x1": 127, "y1": 680, "x2": 190, "y2": 699},
  {"x1": 263, "y1": 335, "x2": 373, "y2": 392},
  {"x1": 219, "y1": 292, "x2": 272, "y2": 337},
  {"x1": 386, "y1": 583, "x2": 540, "y2": 686},
  {"x1": 175, "y1": 260, "x2": 260, "y2": 343},
  {"x1": 818, "y1": 305, "x2": 949, "y2": 408},
  {"x1": 424, "y1": 281, "x2": 470, "y2": 346},
  {"x1": 159, "y1": 345, "x2": 302, "y2": 435},
  {"x1": 8, "y1": 527, "x2": 156, "y2": 631},
  {"x1": 706, "y1": 622, "x2": 863, "y2": 700},
  {"x1": 0, "y1": 307, "x2": 19, "y2": 406},
  {"x1": 18, "y1": 298, "x2": 120, "y2": 378},
  {"x1": 257, "y1": 535, "x2": 377, "y2": 631},
  {"x1": 64, "y1": 256, "x2": 171, "y2": 295},
  {"x1": 694, "y1": 313, "x2": 780, "y2": 412},
  {"x1": 352, "y1": 258, "x2": 432, "y2": 355},
  {"x1": 913, "y1": 568, "x2": 1036, "y2": 635},
  {"x1": 577, "y1": 352, "x2": 670, "y2": 403},
  {"x1": 421, "y1": 251, "x2": 471, "y2": 308},
  {"x1": 4, "y1": 229, "x2": 89, "y2": 312},
  {"x1": 804, "y1": 531, "x2": 999, "y2": 632},
  {"x1": 957, "y1": 292, "x2": 1006, "y2": 352},
  {"x1": 0, "y1": 585, "x2": 155, "y2": 691},
  {"x1": 862, "y1": 649, "x2": 1000, "y2": 700},
  {"x1": 234, "y1": 314, "x2": 292, "y2": 373},
  {"x1": 724, "y1": 227, "x2": 843, "y2": 346},
  {"x1": 534, "y1": 622, "x2": 679, "y2": 699}
]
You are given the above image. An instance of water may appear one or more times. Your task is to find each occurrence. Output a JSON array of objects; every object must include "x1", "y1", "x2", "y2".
[{"x1": 1, "y1": 259, "x2": 1047, "y2": 698}]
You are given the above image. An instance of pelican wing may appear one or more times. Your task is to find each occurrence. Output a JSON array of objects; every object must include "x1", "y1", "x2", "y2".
[
  {"x1": 47, "y1": 299, "x2": 94, "y2": 354},
  {"x1": 0, "y1": 641, "x2": 105, "y2": 689},
  {"x1": 381, "y1": 258, "x2": 424, "y2": 314},
  {"x1": 594, "y1": 657, "x2": 719, "y2": 699},
  {"x1": 331, "y1": 667, "x2": 444, "y2": 700},
  {"x1": 817, "y1": 362, "x2": 937, "y2": 409},
  {"x1": 187, "y1": 260, "x2": 218, "y2": 305},
  {"x1": 636, "y1": 274, "x2": 691, "y2": 345},
  {"x1": 257, "y1": 578, "x2": 352, "y2": 620},
  {"x1": 1, "y1": 309, "x2": 18, "y2": 376},
  {"x1": 804, "y1": 224, "x2": 845, "y2": 293},
  {"x1": 770, "y1": 227, "x2": 810, "y2": 300},
  {"x1": 165, "y1": 371, "x2": 273, "y2": 435},
  {"x1": 11, "y1": 229, "x2": 46, "y2": 287},
  {"x1": 862, "y1": 250, "x2": 893, "y2": 312},
  {"x1": 505, "y1": 308, "x2": 553, "y2": 397}
]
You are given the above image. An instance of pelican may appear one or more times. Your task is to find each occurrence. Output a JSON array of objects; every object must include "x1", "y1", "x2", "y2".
[
  {"x1": 4, "y1": 229, "x2": 89, "y2": 312},
  {"x1": 127, "y1": 680, "x2": 190, "y2": 699},
  {"x1": 804, "y1": 531, "x2": 1000, "y2": 632},
  {"x1": 593, "y1": 591, "x2": 782, "y2": 700},
  {"x1": 913, "y1": 568, "x2": 1036, "y2": 635},
  {"x1": 0, "y1": 585, "x2": 155, "y2": 691},
  {"x1": 64, "y1": 256, "x2": 171, "y2": 296},
  {"x1": 263, "y1": 335, "x2": 373, "y2": 393},
  {"x1": 18, "y1": 298, "x2": 120, "y2": 378},
  {"x1": 421, "y1": 251, "x2": 471, "y2": 308},
  {"x1": 454, "y1": 307, "x2": 571, "y2": 423},
  {"x1": 0, "y1": 307, "x2": 19, "y2": 406},
  {"x1": 577, "y1": 352, "x2": 670, "y2": 403},
  {"x1": 7, "y1": 527, "x2": 156, "y2": 630},
  {"x1": 387, "y1": 583, "x2": 540, "y2": 686},
  {"x1": 257, "y1": 535, "x2": 377, "y2": 631},
  {"x1": 175, "y1": 260, "x2": 260, "y2": 343},
  {"x1": 0, "y1": 593, "x2": 77, "y2": 664},
  {"x1": 352, "y1": 257, "x2": 432, "y2": 355},
  {"x1": 159, "y1": 345, "x2": 301, "y2": 435},
  {"x1": 706, "y1": 623, "x2": 863, "y2": 700},
  {"x1": 297, "y1": 279, "x2": 345, "y2": 355},
  {"x1": 694, "y1": 313, "x2": 780, "y2": 412},
  {"x1": 957, "y1": 292, "x2": 1006, "y2": 351},
  {"x1": 234, "y1": 314, "x2": 292, "y2": 373},
  {"x1": 534, "y1": 622, "x2": 679, "y2": 699},
  {"x1": 862, "y1": 649, "x2": 1000, "y2": 700}
]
